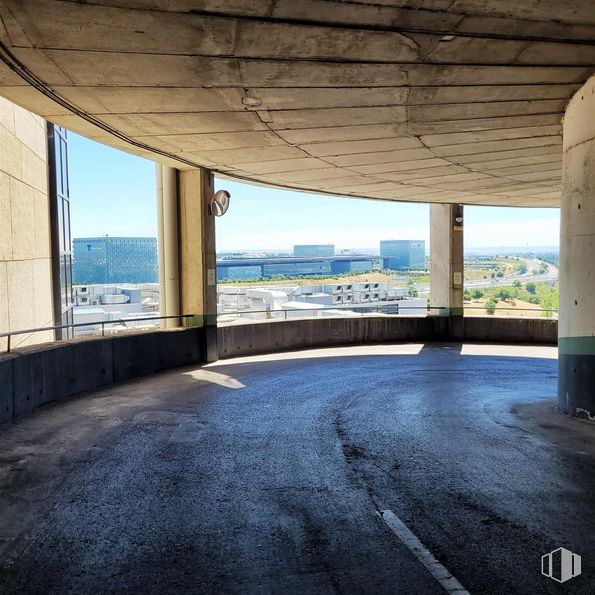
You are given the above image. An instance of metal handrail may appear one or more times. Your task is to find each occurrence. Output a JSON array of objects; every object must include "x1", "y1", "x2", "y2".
[
  {"x1": 218, "y1": 304, "x2": 558, "y2": 317},
  {"x1": 1, "y1": 303, "x2": 560, "y2": 354},
  {"x1": 0, "y1": 314, "x2": 196, "y2": 353}
]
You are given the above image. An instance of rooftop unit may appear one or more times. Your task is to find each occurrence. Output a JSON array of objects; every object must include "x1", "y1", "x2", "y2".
[
  {"x1": 301, "y1": 293, "x2": 336, "y2": 306},
  {"x1": 218, "y1": 285, "x2": 248, "y2": 295},
  {"x1": 323, "y1": 284, "x2": 344, "y2": 295},
  {"x1": 100, "y1": 294, "x2": 129, "y2": 305},
  {"x1": 353, "y1": 292, "x2": 371, "y2": 303},
  {"x1": 297, "y1": 285, "x2": 321, "y2": 295}
]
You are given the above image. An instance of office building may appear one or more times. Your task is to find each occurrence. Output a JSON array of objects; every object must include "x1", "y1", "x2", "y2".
[
  {"x1": 216, "y1": 256, "x2": 374, "y2": 280},
  {"x1": 293, "y1": 244, "x2": 335, "y2": 257},
  {"x1": 73, "y1": 237, "x2": 158, "y2": 284},
  {"x1": 380, "y1": 240, "x2": 426, "y2": 270}
]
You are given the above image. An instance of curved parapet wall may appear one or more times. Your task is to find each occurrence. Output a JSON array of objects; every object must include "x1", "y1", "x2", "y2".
[
  {"x1": 0, "y1": 327, "x2": 206, "y2": 425},
  {"x1": 559, "y1": 74, "x2": 595, "y2": 420},
  {"x1": 0, "y1": 318, "x2": 557, "y2": 425},
  {"x1": 218, "y1": 317, "x2": 557, "y2": 359}
]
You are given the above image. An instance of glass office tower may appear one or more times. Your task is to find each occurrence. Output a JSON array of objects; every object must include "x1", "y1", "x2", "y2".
[
  {"x1": 73, "y1": 237, "x2": 158, "y2": 284},
  {"x1": 380, "y1": 240, "x2": 426, "y2": 270}
]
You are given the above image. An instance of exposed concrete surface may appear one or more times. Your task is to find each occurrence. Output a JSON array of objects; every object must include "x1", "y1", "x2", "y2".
[
  {"x1": 0, "y1": 318, "x2": 556, "y2": 425},
  {"x1": 558, "y1": 74, "x2": 595, "y2": 419},
  {"x1": 0, "y1": 327, "x2": 205, "y2": 423},
  {"x1": 218, "y1": 316, "x2": 557, "y2": 358},
  {"x1": 0, "y1": 1, "x2": 594, "y2": 205},
  {"x1": 0, "y1": 343, "x2": 593, "y2": 593},
  {"x1": 430, "y1": 203, "x2": 464, "y2": 319},
  {"x1": 462, "y1": 316, "x2": 557, "y2": 344}
]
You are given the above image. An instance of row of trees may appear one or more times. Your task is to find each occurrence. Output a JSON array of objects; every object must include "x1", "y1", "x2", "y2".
[{"x1": 464, "y1": 281, "x2": 557, "y2": 317}]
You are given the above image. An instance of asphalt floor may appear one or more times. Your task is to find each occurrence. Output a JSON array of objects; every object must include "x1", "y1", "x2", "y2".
[{"x1": 1, "y1": 343, "x2": 593, "y2": 594}]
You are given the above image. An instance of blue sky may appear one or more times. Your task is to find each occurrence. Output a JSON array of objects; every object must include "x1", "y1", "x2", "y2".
[
  {"x1": 69, "y1": 132, "x2": 561, "y2": 251},
  {"x1": 69, "y1": 132, "x2": 158, "y2": 237}
]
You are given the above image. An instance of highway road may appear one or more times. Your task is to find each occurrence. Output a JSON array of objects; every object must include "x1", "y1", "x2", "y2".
[
  {"x1": 416, "y1": 258, "x2": 558, "y2": 296},
  {"x1": 1, "y1": 344, "x2": 593, "y2": 594},
  {"x1": 464, "y1": 258, "x2": 559, "y2": 290}
]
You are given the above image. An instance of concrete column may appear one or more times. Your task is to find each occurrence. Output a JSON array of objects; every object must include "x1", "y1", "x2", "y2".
[
  {"x1": 558, "y1": 74, "x2": 595, "y2": 419},
  {"x1": 156, "y1": 164, "x2": 180, "y2": 328},
  {"x1": 430, "y1": 203, "x2": 464, "y2": 337},
  {"x1": 178, "y1": 168, "x2": 218, "y2": 362}
]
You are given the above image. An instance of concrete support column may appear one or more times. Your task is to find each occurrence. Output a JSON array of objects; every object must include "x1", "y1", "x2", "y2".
[
  {"x1": 156, "y1": 164, "x2": 180, "y2": 328},
  {"x1": 558, "y1": 75, "x2": 595, "y2": 419},
  {"x1": 430, "y1": 203, "x2": 464, "y2": 338},
  {"x1": 178, "y1": 168, "x2": 218, "y2": 362}
]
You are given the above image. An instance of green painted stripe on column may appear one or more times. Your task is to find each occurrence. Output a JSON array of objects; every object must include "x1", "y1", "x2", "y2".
[
  {"x1": 429, "y1": 308, "x2": 463, "y2": 316},
  {"x1": 183, "y1": 314, "x2": 218, "y2": 328},
  {"x1": 559, "y1": 336, "x2": 595, "y2": 355}
]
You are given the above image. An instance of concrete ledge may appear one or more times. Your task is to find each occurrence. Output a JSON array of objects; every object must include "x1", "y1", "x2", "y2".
[
  {"x1": 218, "y1": 316, "x2": 557, "y2": 359},
  {"x1": 218, "y1": 317, "x2": 450, "y2": 358},
  {"x1": 463, "y1": 316, "x2": 557, "y2": 344},
  {"x1": 0, "y1": 327, "x2": 205, "y2": 424},
  {"x1": 1, "y1": 317, "x2": 557, "y2": 424},
  {"x1": 0, "y1": 353, "x2": 16, "y2": 424}
]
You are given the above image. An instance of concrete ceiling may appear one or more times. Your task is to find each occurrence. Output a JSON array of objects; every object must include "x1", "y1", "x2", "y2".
[{"x1": 1, "y1": 1, "x2": 594, "y2": 207}]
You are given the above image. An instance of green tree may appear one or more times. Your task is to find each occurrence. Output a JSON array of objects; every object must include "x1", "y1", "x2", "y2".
[
  {"x1": 513, "y1": 280, "x2": 522, "y2": 288},
  {"x1": 472, "y1": 289, "x2": 484, "y2": 300},
  {"x1": 497, "y1": 288, "x2": 511, "y2": 301},
  {"x1": 517, "y1": 264, "x2": 527, "y2": 274},
  {"x1": 526, "y1": 282, "x2": 536, "y2": 294},
  {"x1": 496, "y1": 271, "x2": 504, "y2": 278},
  {"x1": 541, "y1": 294, "x2": 554, "y2": 318},
  {"x1": 485, "y1": 299, "x2": 497, "y2": 315}
]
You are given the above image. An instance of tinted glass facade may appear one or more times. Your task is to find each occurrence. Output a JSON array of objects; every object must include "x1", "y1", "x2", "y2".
[
  {"x1": 216, "y1": 257, "x2": 374, "y2": 280},
  {"x1": 293, "y1": 244, "x2": 335, "y2": 257},
  {"x1": 263, "y1": 262, "x2": 332, "y2": 276},
  {"x1": 216, "y1": 265, "x2": 262, "y2": 280},
  {"x1": 73, "y1": 237, "x2": 158, "y2": 284},
  {"x1": 48, "y1": 124, "x2": 73, "y2": 338},
  {"x1": 380, "y1": 240, "x2": 426, "y2": 270},
  {"x1": 332, "y1": 259, "x2": 374, "y2": 274}
]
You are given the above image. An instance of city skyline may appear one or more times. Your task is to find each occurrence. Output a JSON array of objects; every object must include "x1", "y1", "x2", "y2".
[
  {"x1": 69, "y1": 132, "x2": 561, "y2": 251},
  {"x1": 70, "y1": 234, "x2": 558, "y2": 258}
]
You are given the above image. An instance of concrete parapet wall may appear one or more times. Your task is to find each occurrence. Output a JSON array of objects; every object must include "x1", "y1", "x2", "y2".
[
  {"x1": 463, "y1": 317, "x2": 557, "y2": 344},
  {"x1": 218, "y1": 316, "x2": 557, "y2": 359},
  {"x1": 0, "y1": 327, "x2": 205, "y2": 424},
  {"x1": 219, "y1": 316, "x2": 450, "y2": 358},
  {"x1": 0, "y1": 318, "x2": 558, "y2": 425}
]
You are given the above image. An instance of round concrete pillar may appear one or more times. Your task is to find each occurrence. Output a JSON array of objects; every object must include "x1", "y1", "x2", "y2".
[{"x1": 558, "y1": 74, "x2": 595, "y2": 419}]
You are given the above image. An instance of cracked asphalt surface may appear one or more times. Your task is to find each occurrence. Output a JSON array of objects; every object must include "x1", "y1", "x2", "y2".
[{"x1": 1, "y1": 343, "x2": 594, "y2": 594}]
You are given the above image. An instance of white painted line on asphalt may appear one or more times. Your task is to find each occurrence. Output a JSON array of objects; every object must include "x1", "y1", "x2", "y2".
[{"x1": 379, "y1": 509, "x2": 471, "y2": 594}]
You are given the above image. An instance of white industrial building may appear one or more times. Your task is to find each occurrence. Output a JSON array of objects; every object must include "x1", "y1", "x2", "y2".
[
  {"x1": 72, "y1": 284, "x2": 160, "y2": 336},
  {"x1": 217, "y1": 282, "x2": 427, "y2": 323}
]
